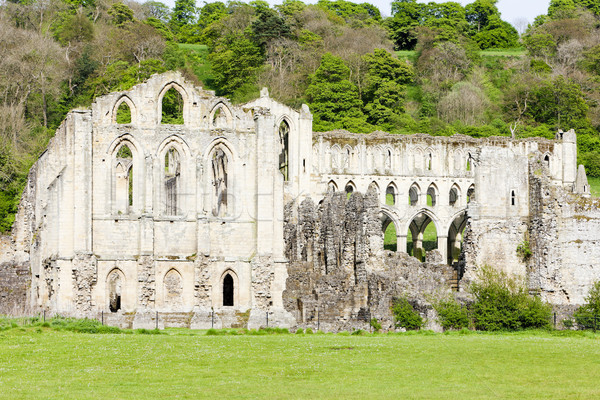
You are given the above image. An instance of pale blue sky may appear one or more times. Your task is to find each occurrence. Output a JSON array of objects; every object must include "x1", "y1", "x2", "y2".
[{"x1": 160, "y1": 0, "x2": 551, "y2": 25}]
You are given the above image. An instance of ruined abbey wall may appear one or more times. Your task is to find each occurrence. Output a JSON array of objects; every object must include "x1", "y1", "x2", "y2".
[{"x1": 0, "y1": 72, "x2": 598, "y2": 330}]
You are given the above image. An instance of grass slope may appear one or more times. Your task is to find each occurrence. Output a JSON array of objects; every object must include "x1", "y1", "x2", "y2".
[{"x1": 1, "y1": 328, "x2": 599, "y2": 399}]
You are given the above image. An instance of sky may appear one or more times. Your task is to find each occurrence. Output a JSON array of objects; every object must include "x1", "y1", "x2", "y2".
[{"x1": 159, "y1": 0, "x2": 552, "y2": 25}]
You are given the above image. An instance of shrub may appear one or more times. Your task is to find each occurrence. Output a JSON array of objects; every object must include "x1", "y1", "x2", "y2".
[
  {"x1": 370, "y1": 318, "x2": 382, "y2": 333},
  {"x1": 305, "y1": 327, "x2": 313, "y2": 334},
  {"x1": 516, "y1": 241, "x2": 532, "y2": 261},
  {"x1": 574, "y1": 281, "x2": 600, "y2": 330},
  {"x1": 391, "y1": 298, "x2": 423, "y2": 330},
  {"x1": 433, "y1": 299, "x2": 470, "y2": 330},
  {"x1": 469, "y1": 266, "x2": 552, "y2": 331},
  {"x1": 295, "y1": 328, "x2": 304, "y2": 334}
]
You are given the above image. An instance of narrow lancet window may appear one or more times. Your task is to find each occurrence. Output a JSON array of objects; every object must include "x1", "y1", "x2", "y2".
[
  {"x1": 279, "y1": 120, "x2": 289, "y2": 181},
  {"x1": 212, "y1": 148, "x2": 228, "y2": 217},
  {"x1": 164, "y1": 148, "x2": 180, "y2": 215}
]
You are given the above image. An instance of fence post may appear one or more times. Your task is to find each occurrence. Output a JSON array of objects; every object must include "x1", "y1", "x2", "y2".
[
  {"x1": 266, "y1": 311, "x2": 269, "y2": 328},
  {"x1": 595, "y1": 315, "x2": 598, "y2": 332},
  {"x1": 553, "y1": 312, "x2": 556, "y2": 329},
  {"x1": 43, "y1": 310, "x2": 45, "y2": 323},
  {"x1": 101, "y1": 311, "x2": 104, "y2": 326},
  {"x1": 155, "y1": 311, "x2": 158, "y2": 330},
  {"x1": 211, "y1": 308, "x2": 214, "y2": 328}
]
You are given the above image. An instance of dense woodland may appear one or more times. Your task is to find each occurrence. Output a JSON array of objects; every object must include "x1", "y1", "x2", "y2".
[{"x1": 0, "y1": 0, "x2": 599, "y2": 231}]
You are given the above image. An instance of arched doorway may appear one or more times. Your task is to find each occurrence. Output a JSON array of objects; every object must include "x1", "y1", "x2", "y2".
[
  {"x1": 223, "y1": 273, "x2": 234, "y2": 307},
  {"x1": 406, "y1": 212, "x2": 438, "y2": 262},
  {"x1": 381, "y1": 211, "x2": 399, "y2": 252}
]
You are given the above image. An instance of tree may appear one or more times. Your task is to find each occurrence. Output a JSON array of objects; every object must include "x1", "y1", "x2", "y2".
[
  {"x1": 251, "y1": 6, "x2": 292, "y2": 50},
  {"x1": 108, "y1": 3, "x2": 134, "y2": 26},
  {"x1": 527, "y1": 76, "x2": 589, "y2": 129},
  {"x1": 465, "y1": 0, "x2": 499, "y2": 33},
  {"x1": 169, "y1": 0, "x2": 196, "y2": 41},
  {"x1": 305, "y1": 53, "x2": 370, "y2": 132},
  {"x1": 387, "y1": 0, "x2": 423, "y2": 50},
  {"x1": 197, "y1": 1, "x2": 226, "y2": 29},
  {"x1": 362, "y1": 49, "x2": 414, "y2": 129},
  {"x1": 208, "y1": 34, "x2": 264, "y2": 98},
  {"x1": 143, "y1": 1, "x2": 171, "y2": 23}
]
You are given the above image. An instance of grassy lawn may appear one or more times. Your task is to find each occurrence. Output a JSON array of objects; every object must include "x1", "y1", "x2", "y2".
[
  {"x1": 1, "y1": 327, "x2": 600, "y2": 399},
  {"x1": 588, "y1": 176, "x2": 600, "y2": 197},
  {"x1": 479, "y1": 47, "x2": 526, "y2": 57}
]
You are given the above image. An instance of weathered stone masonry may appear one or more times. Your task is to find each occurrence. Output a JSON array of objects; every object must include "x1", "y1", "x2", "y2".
[{"x1": 0, "y1": 72, "x2": 597, "y2": 330}]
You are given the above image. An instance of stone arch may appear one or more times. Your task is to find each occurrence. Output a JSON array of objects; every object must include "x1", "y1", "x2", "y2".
[
  {"x1": 449, "y1": 183, "x2": 461, "y2": 207},
  {"x1": 405, "y1": 209, "x2": 441, "y2": 261},
  {"x1": 327, "y1": 180, "x2": 338, "y2": 192},
  {"x1": 221, "y1": 269, "x2": 238, "y2": 307},
  {"x1": 543, "y1": 153, "x2": 551, "y2": 169},
  {"x1": 447, "y1": 210, "x2": 468, "y2": 266},
  {"x1": 386, "y1": 182, "x2": 397, "y2": 206},
  {"x1": 345, "y1": 180, "x2": 356, "y2": 198},
  {"x1": 427, "y1": 183, "x2": 438, "y2": 207},
  {"x1": 381, "y1": 208, "x2": 401, "y2": 252},
  {"x1": 331, "y1": 145, "x2": 342, "y2": 171},
  {"x1": 278, "y1": 118, "x2": 290, "y2": 181},
  {"x1": 106, "y1": 268, "x2": 125, "y2": 312},
  {"x1": 157, "y1": 136, "x2": 192, "y2": 217},
  {"x1": 368, "y1": 181, "x2": 380, "y2": 197},
  {"x1": 408, "y1": 182, "x2": 420, "y2": 206},
  {"x1": 108, "y1": 136, "x2": 143, "y2": 215},
  {"x1": 343, "y1": 145, "x2": 353, "y2": 171},
  {"x1": 466, "y1": 152, "x2": 475, "y2": 172},
  {"x1": 204, "y1": 138, "x2": 237, "y2": 218},
  {"x1": 163, "y1": 268, "x2": 183, "y2": 310},
  {"x1": 112, "y1": 95, "x2": 136, "y2": 124},
  {"x1": 424, "y1": 148, "x2": 434, "y2": 171},
  {"x1": 467, "y1": 184, "x2": 475, "y2": 203},
  {"x1": 209, "y1": 102, "x2": 234, "y2": 129},
  {"x1": 158, "y1": 82, "x2": 188, "y2": 125},
  {"x1": 384, "y1": 146, "x2": 393, "y2": 171}
]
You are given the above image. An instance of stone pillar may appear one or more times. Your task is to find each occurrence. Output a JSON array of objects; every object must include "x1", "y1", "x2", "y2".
[
  {"x1": 437, "y1": 235, "x2": 448, "y2": 263},
  {"x1": 397, "y1": 234, "x2": 407, "y2": 254}
]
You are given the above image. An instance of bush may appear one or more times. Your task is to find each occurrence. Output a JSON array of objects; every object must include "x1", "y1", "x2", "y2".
[
  {"x1": 433, "y1": 299, "x2": 470, "y2": 330},
  {"x1": 305, "y1": 327, "x2": 313, "y2": 334},
  {"x1": 574, "y1": 281, "x2": 600, "y2": 330},
  {"x1": 469, "y1": 266, "x2": 552, "y2": 331},
  {"x1": 391, "y1": 298, "x2": 423, "y2": 330},
  {"x1": 295, "y1": 328, "x2": 304, "y2": 334},
  {"x1": 370, "y1": 318, "x2": 382, "y2": 333}
]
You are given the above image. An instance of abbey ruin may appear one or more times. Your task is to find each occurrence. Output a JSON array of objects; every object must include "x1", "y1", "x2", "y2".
[{"x1": 1, "y1": 72, "x2": 598, "y2": 330}]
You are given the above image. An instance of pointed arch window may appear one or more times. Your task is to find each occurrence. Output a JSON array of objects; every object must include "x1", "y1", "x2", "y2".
[
  {"x1": 107, "y1": 270, "x2": 123, "y2": 312},
  {"x1": 116, "y1": 101, "x2": 132, "y2": 124},
  {"x1": 164, "y1": 147, "x2": 181, "y2": 215},
  {"x1": 161, "y1": 87, "x2": 184, "y2": 124},
  {"x1": 115, "y1": 144, "x2": 133, "y2": 213},
  {"x1": 212, "y1": 147, "x2": 229, "y2": 217},
  {"x1": 279, "y1": 120, "x2": 289, "y2": 181}
]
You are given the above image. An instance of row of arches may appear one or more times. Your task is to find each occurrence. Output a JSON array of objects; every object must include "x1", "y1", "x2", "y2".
[
  {"x1": 112, "y1": 136, "x2": 232, "y2": 217},
  {"x1": 106, "y1": 268, "x2": 238, "y2": 312},
  {"x1": 381, "y1": 209, "x2": 468, "y2": 265},
  {"x1": 330, "y1": 180, "x2": 475, "y2": 208},
  {"x1": 318, "y1": 144, "x2": 476, "y2": 176},
  {"x1": 111, "y1": 82, "x2": 234, "y2": 128}
]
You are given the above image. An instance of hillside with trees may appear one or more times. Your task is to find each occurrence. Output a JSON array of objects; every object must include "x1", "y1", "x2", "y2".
[{"x1": 0, "y1": 0, "x2": 599, "y2": 231}]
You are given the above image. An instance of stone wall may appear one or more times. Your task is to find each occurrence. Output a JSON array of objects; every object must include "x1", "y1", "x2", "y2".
[
  {"x1": 283, "y1": 189, "x2": 454, "y2": 332},
  {"x1": 0, "y1": 235, "x2": 30, "y2": 314}
]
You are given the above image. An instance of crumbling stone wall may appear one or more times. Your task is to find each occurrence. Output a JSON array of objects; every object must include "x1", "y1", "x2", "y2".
[
  {"x1": 283, "y1": 189, "x2": 454, "y2": 331},
  {"x1": 0, "y1": 235, "x2": 30, "y2": 314},
  {"x1": 528, "y1": 155, "x2": 600, "y2": 310}
]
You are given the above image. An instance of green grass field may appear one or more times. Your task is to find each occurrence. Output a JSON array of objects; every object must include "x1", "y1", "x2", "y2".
[
  {"x1": 396, "y1": 48, "x2": 526, "y2": 62},
  {"x1": 588, "y1": 176, "x2": 600, "y2": 197},
  {"x1": 1, "y1": 326, "x2": 600, "y2": 399}
]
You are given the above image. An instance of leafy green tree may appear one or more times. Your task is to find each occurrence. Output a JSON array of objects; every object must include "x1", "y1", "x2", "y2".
[
  {"x1": 523, "y1": 33, "x2": 557, "y2": 59},
  {"x1": 527, "y1": 76, "x2": 589, "y2": 129},
  {"x1": 169, "y1": 0, "x2": 197, "y2": 41},
  {"x1": 305, "y1": 53, "x2": 370, "y2": 132},
  {"x1": 251, "y1": 5, "x2": 291, "y2": 50},
  {"x1": 53, "y1": 12, "x2": 94, "y2": 46},
  {"x1": 197, "y1": 1, "x2": 226, "y2": 29},
  {"x1": 465, "y1": 0, "x2": 499, "y2": 33},
  {"x1": 548, "y1": 0, "x2": 577, "y2": 19},
  {"x1": 108, "y1": 3, "x2": 134, "y2": 26},
  {"x1": 472, "y1": 16, "x2": 519, "y2": 49},
  {"x1": 574, "y1": 281, "x2": 600, "y2": 328},
  {"x1": 388, "y1": 0, "x2": 423, "y2": 50},
  {"x1": 362, "y1": 49, "x2": 414, "y2": 129},
  {"x1": 209, "y1": 34, "x2": 264, "y2": 99}
]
